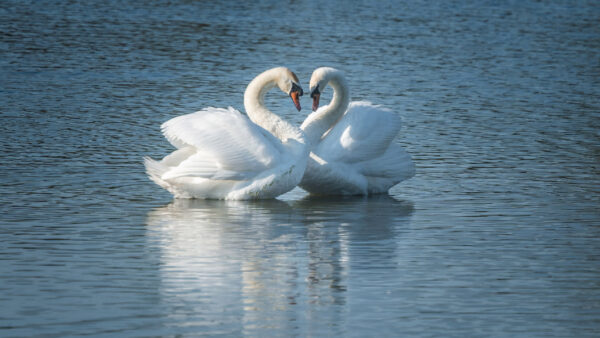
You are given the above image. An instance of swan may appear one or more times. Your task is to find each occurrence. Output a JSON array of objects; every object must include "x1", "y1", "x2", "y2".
[
  {"x1": 144, "y1": 67, "x2": 308, "y2": 200},
  {"x1": 299, "y1": 67, "x2": 415, "y2": 195}
]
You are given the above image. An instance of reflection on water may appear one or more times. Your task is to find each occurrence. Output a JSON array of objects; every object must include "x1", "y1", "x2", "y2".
[
  {"x1": 2, "y1": 0, "x2": 599, "y2": 335},
  {"x1": 146, "y1": 196, "x2": 413, "y2": 336}
]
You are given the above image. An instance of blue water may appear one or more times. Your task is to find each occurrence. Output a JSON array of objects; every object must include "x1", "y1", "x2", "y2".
[{"x1": 1, "y1": 0, "x2": 599, "y2": 336}]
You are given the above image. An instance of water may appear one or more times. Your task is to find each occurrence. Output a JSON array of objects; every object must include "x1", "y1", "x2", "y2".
[{"x1": 1, "y1": 0, "x2": 599, "y2": 336}]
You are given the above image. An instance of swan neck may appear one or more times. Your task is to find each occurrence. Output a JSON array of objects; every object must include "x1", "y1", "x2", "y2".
[
  {"x1": 244, "y1": 70, "x2": 276, "y2": 121},
  {"x1": 329, "y1": 76, "x2": 350, "y2": 119},
  {"x1": 243, "y1": 69, "x2": 306, "y2": 144},
  {"x1": 301, "y1": 72, "x2": 350, "y2": 145}
]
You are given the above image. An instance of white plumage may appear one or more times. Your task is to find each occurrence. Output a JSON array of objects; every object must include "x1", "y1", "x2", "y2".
[
  {"x1": 145, "y1": 67, "x2": 308, "y2": 200},
  {"x1": 300, "y1": 68, "x2": 415, "y2": 195}
]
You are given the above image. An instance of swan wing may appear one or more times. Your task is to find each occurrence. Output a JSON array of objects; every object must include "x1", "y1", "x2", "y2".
[
  {"x1": 359, "y1": 143, "x2": 415, "y2": 180},
  {"x1": 315, "y1": 101, "x2": 401, "y2": 163},
  {"x1": 160, "y1": 107, "x2": 285, "y2": 179}
]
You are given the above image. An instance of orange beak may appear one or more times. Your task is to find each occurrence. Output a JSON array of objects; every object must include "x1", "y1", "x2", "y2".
[
  {"x1": 312, "y1": 93, "x2": 320, "y2": 112},
  {"x1": 290, "y1": 91, "x2": 301, "y2": 111}
]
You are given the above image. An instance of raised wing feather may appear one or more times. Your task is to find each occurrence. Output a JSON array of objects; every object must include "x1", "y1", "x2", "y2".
[
  {"x1": 359, "y1": 143, "x2": 415, "y2": 180},
  {"x1": 161, "y1": 107, "x2": 285, "y2": 176},
  {"x1": 315, "y1": 101, "x2": 401, "y2": 163},
  {"x1": 161, "y1": 151, "x2": 257, "y2": 181}
]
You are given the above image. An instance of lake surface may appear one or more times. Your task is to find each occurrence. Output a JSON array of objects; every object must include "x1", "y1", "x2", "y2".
[{"x1": 1, "y1": 0, "x2": 599, "y2": 336}]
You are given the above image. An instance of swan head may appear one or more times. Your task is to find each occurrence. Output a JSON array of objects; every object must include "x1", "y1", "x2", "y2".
[
  {"x1": 310, "y1": 85, "x2": 321, "y2": 112},
  {"x1": 308, "y1": 67, "x2": 339, "y2": 111},
  {"x1": 275, "y1": 67, "x2": 304, "y2": 111}
]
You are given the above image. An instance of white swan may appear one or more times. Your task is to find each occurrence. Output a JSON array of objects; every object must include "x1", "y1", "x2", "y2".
[
  {"x1": 144, "y1": 67, "x2": 308, "y2": 200},
  {"x1": 299, "y1": 67, "x2": 415, "y2": 195}
]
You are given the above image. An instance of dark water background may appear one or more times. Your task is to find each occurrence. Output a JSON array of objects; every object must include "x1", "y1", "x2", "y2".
[{"x1": 1, "y1": 0, "x2": 599, "y2": 336}]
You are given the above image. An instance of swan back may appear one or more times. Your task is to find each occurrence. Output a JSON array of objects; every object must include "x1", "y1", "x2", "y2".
[
  {"x1": 160, "y1": 107, "x2": 286, "y2": 180},
  {"x1": 315, "y1": 101, "x2": 401, "y2": 163}
]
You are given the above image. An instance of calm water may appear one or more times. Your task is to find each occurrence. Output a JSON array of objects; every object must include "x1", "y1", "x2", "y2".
[{"x1": 1, "y1": 0, "x2": 599, "y2": 336}]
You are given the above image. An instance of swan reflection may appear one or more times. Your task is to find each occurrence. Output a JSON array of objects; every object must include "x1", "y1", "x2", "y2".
[{"x1": 146, "y1": 196, "x2": 413, "y2": 334}]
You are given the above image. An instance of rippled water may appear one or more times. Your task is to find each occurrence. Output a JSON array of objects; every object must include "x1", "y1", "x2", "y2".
[{"x1": 1, "y1": 0, "x2": 599, "y2": 336}]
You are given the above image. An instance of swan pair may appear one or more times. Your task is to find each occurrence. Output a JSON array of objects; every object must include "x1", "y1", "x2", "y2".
[{"x1": 144, "y1": 67, "x2": 415, "y2": 200}]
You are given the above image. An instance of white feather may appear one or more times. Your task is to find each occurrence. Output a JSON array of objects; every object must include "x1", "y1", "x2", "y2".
[
  {"x1": 316, "y1": 101, "x2": 401, "y2": 163},
  {"x1": 145, "y1": 68, "x2": 309, "y2": 200},
  {"x1": 161, "y1": 107, "x2": 284, "y2": 174},
  {"x1": 300, "y1": 68, "x2": 414, "y2": 195}
]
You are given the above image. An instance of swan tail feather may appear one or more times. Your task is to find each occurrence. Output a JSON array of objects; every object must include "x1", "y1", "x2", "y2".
[
  {"x1": 360, "y1": 144, "x2": 415, "y2": 193},
  {"x1": 144, "y1": 156, "x2": 170, "y2": 188}
]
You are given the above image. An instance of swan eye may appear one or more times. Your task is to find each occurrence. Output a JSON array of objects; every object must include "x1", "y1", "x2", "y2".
[
  {"x1": 310, "y1": 85, "x2": 320, "y2": 99},
  {"x1": 290, "y1": 82, "x2": 303, "y2": 96}
]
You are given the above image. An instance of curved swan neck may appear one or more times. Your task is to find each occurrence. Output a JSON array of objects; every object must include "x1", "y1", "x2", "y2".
[
  {"x1": 244, "y1": 68, "x2": 305, "y2": 143},
  {"x1": 244, "y1": 68, "x2": 278, "y2": 118},
  {"x1": 301, "y1": 69, "x2": 350, "y2": 146}
]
